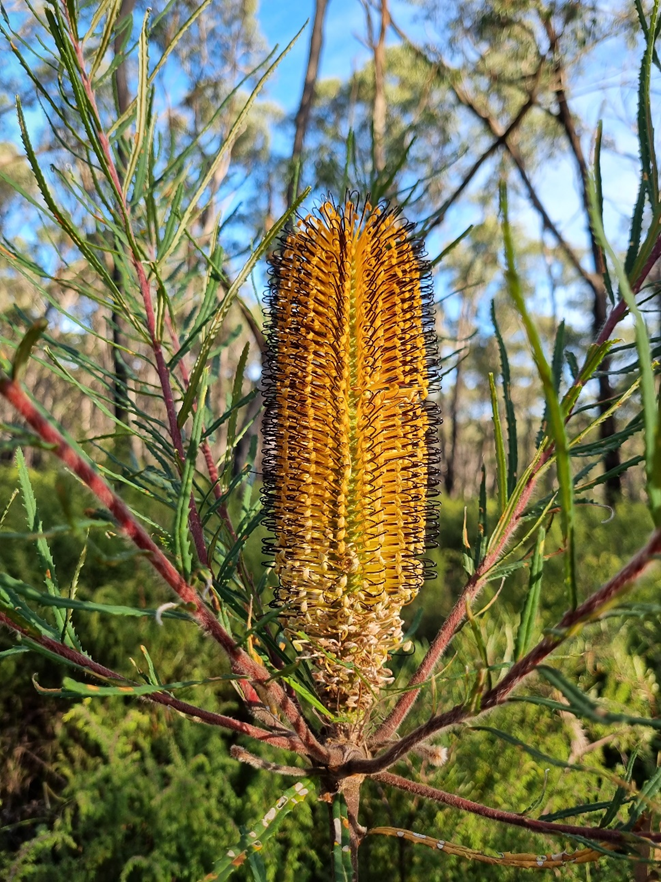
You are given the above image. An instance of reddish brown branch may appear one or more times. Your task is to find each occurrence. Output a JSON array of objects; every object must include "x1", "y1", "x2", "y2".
[
  {"x1": 62, "y1": 12, "x2": 211, "y2": 566},
  {"x1": 362, "y1": 523, "x2": 661, "y2": 772},
  {"x1": 374, "y1": 771, "x2": 661, "y2": 845},
  {"x1": 0, "y1": 376, "x2": 329, "y2": 763},
  {"x1": 0, "y1": 612, "x2": 301, "y2": 751},
  {"x1": 371, "y1": 446, "x2": 548, "y2": 747}
]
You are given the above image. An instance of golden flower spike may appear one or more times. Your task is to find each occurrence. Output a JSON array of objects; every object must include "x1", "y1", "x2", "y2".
[{"x1": 262, "y1": 194, "x2": 440, "y2": 721}]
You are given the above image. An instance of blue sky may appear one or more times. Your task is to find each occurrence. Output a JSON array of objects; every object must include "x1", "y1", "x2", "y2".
[{"x1": 257, "y1": 0, "x2": 644, "y2": 275}]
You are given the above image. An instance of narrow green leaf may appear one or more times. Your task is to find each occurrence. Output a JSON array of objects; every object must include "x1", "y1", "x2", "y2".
[
  {"x1": 89, "y1": 0, "x2": 123, "y2": 78},
  {"x1": 202, "y1": 390, "x2": 258, "y2": 441},
  {"x1": 588, "y1": 177, "x2": 661, "y2": 525},
  {"x1": 466, "y1": 598, "x2": 491, "y2": 693},
  {"x1": 0, "y1": 572, "x2": 191, "y2": 621},
  {"x1": 208, "y1": 779, "x2": 314, "y2": 881},
  {"x1": 540, "y1": 799, "x2": 625, "y2": 823},
  {"x1": 158, "y1": 25, "x2": 307, "y2": 267},
  {"x1": 626, "y1": 765, "x2": 661, "y2": 829},
  {"x1": 139, "y1": 643, "x2": 161, "y2": 686},
  {"x1": 247, "y1": 849, "x2": 267, "y2": 882},
  {"x1": 431, "y1": 224, "x2": 473, "y2": 268},
  {"x1": 593, "y1": 121, "x2": 614, "y2": 303},
  {"x1": 60, "y1": 536, "x2": 86, "y2": 647},
  {"x1": 501, "y1": 185, "x2": 576, "y2": 608},
  {"x1": 108, "y1": 0, "x2": 214, "y2": 136},
  {"x1": 637, "y1": 0, "x2": 659, "y2": 205},
  {"x1": 224, "y1": 343, "x2": 250, "y2": 469},
  {"x1": 122, "y1": 9, "x2": 150, "y2": 195},
  {"x1": 34, "y1": 674, "x2": 238, "y2": 698},
  {"x1": 15, "y1": 449, "x2": 69, "y2": 638},
  {"x1": 84, "y1": 0, "x2": 117, "y2": 41},
  {"x1": 514, "y1": 526, "x2": 545, "y2": 661},
  {"x1": 490, "y1": 300, "x2": 517, "y2": 495},
  {"x1": 180, "y1": 187, "x2": 310, "y2": 428},
  {"x1": 551, "y1": 319, "x2": 565, "y2": 390},
  {"x1": 600, "y1": 749, "x2": 638, "y2": 828},
  {"x1": 635, "y1": 0, "x2": 661, "y2": 71},
  {"x1": 0, "y1": 646, "x2": 31, "y2": 660},
  {"x1": 0, "y1": 573, "x2": 60, "y2": 640},
  {"x1": 173, "y1": 371, "x2": 208, "y2": 577},
  {"x1": 11, "y1": 318, "x2": 48, "y2": 381},
  {"x1": 532, "y1": 666, "x2": 661, "y2": 731},
  {"x1": 489, "y1": 372, "x2": 508, "y2": 513},
  {"x1": 281, "y1": 675, "x2": 338, "y2": 721},
  {"x1": 15, "y1": 98, "x2": 124, "y2": 307},
  {"x1": 473, "y1": 465, "x2": 488, "y2": 569},
  {"x1": 625, "y1": 175, "x2": 646, "y2": 276}
]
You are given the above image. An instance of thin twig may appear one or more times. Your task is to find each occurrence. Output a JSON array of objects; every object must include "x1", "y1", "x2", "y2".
[{"x1": 230, "y1": 744, "x2": 324, "y2": 776}]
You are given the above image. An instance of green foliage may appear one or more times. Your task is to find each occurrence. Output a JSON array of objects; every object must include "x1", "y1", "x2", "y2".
[
  {"x1": 1, "y1": 1, "x2": 661, "y2": 880},
  {"x1": 0, "y1": 701, "x2": 322, "y2": 882}
]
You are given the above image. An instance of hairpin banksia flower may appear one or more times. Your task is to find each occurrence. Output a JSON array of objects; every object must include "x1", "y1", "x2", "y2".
[{"x1": 262, "y1": 195, "x2": 440, "y2": 720}]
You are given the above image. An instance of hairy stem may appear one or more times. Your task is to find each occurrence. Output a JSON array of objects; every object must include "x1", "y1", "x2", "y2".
[{"x1": 374, "y1": 772, "x2": 661, "y2": 845}]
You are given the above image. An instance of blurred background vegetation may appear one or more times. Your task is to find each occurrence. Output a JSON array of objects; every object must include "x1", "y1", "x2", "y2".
[{"x1": 1, "y1": 0, "x2": 660, "y2": 879}]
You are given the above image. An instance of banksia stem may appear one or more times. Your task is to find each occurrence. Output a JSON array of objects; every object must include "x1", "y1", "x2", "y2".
[{"x1": 263, "y1": 195, "x2": 439, "y2": 718}]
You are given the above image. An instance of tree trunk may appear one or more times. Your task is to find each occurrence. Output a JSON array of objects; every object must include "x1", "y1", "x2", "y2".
[
  {"x1": 372, "y1": 0, "x2": 389, "y2": 174},
  {"x1": 286, "y1": 0, "x2": 330, "y2": 205}
]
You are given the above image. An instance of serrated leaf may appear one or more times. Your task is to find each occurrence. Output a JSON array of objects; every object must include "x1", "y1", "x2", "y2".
[
  {"x1": 637, "y1": 0, "x2": 659, "y2": 205},
  {"x1": 207, "y1": 779, "x2": 314, "y2": 881},
  {"x1": 491, "y1": 300, "x2": 517, "y2": 495}
]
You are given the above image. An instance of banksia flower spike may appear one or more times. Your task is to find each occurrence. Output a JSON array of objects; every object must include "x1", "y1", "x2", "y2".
[{"x1": 262, "y1": 195, "x2": 440, "y2": 722}]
